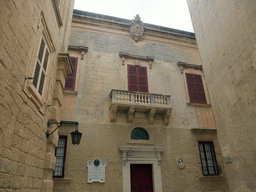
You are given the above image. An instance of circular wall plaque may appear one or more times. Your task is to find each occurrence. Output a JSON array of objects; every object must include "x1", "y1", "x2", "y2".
[
  {"x1": 177, "y1": 157, "x2": 185, "y2": 169},
  {"x1": 94, "y1": 159, "x2": 100, "y2": 166}
]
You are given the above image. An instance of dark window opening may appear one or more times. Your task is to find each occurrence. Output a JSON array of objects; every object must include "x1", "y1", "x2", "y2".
[
  {"x1": 131, "y1": 128, "x2": 149, "y2": 140},
  {"x1": 53, "y1": 136, "x2": 67, "y2": 178},
  {"x1": 198, "y1": 141, "x2": 219, "y2": 176}
]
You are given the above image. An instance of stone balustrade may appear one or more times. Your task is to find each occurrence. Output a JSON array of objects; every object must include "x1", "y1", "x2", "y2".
[{"x1": 110, "y1": 89, "x2": 172, "y2": 125}]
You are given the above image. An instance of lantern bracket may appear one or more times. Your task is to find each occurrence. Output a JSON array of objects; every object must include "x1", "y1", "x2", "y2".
[{"x1": 46, "y1": 120, "x2": 79, "y2": 138}]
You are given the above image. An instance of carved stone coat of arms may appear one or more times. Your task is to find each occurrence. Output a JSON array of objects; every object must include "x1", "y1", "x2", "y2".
[{"x1": 130, "y1": 14, "x2": 144, "y2": 42}]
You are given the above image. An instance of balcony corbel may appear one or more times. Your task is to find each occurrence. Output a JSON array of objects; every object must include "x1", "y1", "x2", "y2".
[
  {"x1": 163, "y1": 109, "x2": 172, "y2": 126},
  {"x1": 110, "y1": 104, "x2": 118, "y2": 122},
  {"x1": 68, "y1": 45, "x2": 89, "y2": 60},
  {"x1": 148, "y1": 108, "x2": 156, "y2": 124},
  {"x1": 127, "y1": 107, "x2": 135, "y2": 123}
]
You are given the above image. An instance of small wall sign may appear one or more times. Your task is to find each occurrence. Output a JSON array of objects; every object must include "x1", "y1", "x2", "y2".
[
  {"x1": 177, "y1": 157, "x2": 185, "y2": 169},
  {"x1": 87, "y1": 158, "x2": 106, "y2": 183}
]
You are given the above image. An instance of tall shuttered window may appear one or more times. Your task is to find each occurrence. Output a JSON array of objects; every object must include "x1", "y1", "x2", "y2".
[
  {"x1": 53, "y1": 136, "x2": 67, "y2": 178},
  {"x1": 128, "y1": 65, "x2": 148, "y2": 92},
  {"x1": 32, "y1": 36, "x2": 50, "y2": 95},
  {"x1": 198, "y1": 141, "x2": 219, "y2": 176},
  {"x1": 64, "y1": 57, "x2": 78, "y2": 91},
  {"x1": 186, "y1": 73, "x2": 206, "y2": 104}
]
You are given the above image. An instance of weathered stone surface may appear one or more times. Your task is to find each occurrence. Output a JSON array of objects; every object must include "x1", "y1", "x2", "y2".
[
  {"x1": 0, "y1": 0, "x2": 74, "y2": 191},
  {"x1": 187, "y1": 0, "x2": 256, "y2": 191}
]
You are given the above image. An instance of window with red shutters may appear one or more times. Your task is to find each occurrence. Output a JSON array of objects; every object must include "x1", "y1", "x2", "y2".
[
  {"x1": 128, "y1": 65, "x2": 148, "y2": 92},
  {"x1": 186, "y1": 73, "x2": 206, "y2": 104},
  {"x1": 64, "y1": 57, "x2": 78, "y2": 91}
]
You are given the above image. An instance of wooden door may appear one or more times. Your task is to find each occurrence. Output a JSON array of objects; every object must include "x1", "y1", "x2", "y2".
[{"x1": 131, "y1": 164, "x2": 153, "y2": 192}]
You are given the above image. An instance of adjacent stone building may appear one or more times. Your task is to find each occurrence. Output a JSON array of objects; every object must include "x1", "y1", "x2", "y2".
[
  {"x1": 187, "y1": 1, "x2": 256, "y2": 191},
  {"x1": 53, "y1": 10, "x2": 229, "y2": 191},
  {"x1": 1, "y1": 0, "x2": 74, "y2": 191}
]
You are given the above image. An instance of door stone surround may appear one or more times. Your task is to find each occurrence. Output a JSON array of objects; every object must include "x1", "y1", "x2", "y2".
[{"x1": 119, "y1": 146, "x2": 164, "y2": 192}]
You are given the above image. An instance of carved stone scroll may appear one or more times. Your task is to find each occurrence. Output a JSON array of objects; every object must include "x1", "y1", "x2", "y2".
[
  {"x1": 148, "y1": 108, "x2": 156, "y2": 124},
  {"x1": 163, "y1": 109, "x2": 172, "y2": 126},
  {"x1": 110, "y1": 104, "x2": 118, "y2": 122},
  {"x1": 127, "y1": 107, "x2": 135, "y2": 123}
]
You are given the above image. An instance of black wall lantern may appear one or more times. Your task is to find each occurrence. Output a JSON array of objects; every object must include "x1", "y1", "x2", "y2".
[{"x1": 46, "y1": 120, "x2": 82, "y2": 145}]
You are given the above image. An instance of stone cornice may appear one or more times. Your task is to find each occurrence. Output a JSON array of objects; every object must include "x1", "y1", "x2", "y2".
[
  {"x1": 177, "y1": 61, "x2": 202, "y2": 73},
  {"x1": 72, "y1": 9, "x2": 196, "y2": 40},
  {"x1": 68, "y1": 45, "x2": 88, "y2": 60},
  {"x1": 68, "y1": 45, "x2": 88, "y2": 52},
  {"x1": 119, "y1": 52, "x2": 154, "y2": 62},
  {"x1": 119, "y1": 52, "x2": 154, "y2": 68}
]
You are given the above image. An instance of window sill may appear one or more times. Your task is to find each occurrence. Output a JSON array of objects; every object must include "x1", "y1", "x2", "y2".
[
  {"x1": 53, "y1": 178, "x2": 71, "y2": 184},
  {"x1": 23, "y1": 83, "x2": 46, "y2": 115},
  {"x1": 198, "y1": 175, "x2": 226, "y2": 181},
  {"x1": 63, "y1": 90, "x2": 78, "y2": 95},
  {"x1": 191, "y1": 128, "x2": 217, "y2": 134},
  {"x1": 187, "y1": 103, "x2": 211, "y2": 107}
]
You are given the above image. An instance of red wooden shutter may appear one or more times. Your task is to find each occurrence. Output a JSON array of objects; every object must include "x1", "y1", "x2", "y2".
[
  {"x1": 128, "y1": 65, "x2": 138, "y2": 91},
  {"x1": 64, "y1": 57, "x2": 78, "y2": 91},
  {"x1": 138, "y1": 66, "x2": 148, "y2": 92},
  {"x1": 128, "y1": 65, "x2": 148, "y2": 92},
  {"x1": 186, "y1": 73, "x2": 206, "y2": 104}
]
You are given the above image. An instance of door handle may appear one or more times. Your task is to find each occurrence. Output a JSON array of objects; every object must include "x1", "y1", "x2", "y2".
[
  {"x1": 134, "y1": 184, "x2": 137, "y2": 189},
  {"x1": 145, "y1": 184, "x2": 149, "y2": 188}
]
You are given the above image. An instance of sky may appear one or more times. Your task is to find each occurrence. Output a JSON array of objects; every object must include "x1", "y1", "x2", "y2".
[{"x1": 74, "y1": 0, "x2": 194, "y2": 32}]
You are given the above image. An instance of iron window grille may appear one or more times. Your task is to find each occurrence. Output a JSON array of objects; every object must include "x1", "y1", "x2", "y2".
[
  {"x1": 53, "y1": 136, "x2": 67, "y2": 178},
  {"x1": 198, "y1": 141, "x2": 220, "y2": 176}
]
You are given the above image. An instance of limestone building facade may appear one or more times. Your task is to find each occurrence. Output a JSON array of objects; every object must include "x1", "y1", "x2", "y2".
[
  {"x1": 1, "y1": 0, "x2": 75, "y2": 191},
  {"x1": 4, "y1": 0, "x2": 255, "y2": 191},
  {"x1": 53, "y1": 10, "x2": 229, "y2": 191},
  {"x1": 187, "y1": 1, "x2": 256, "y2": 191}
]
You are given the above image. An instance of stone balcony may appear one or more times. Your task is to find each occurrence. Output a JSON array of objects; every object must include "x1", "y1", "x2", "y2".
[{"x1": 109, "y1": 89, "x2": 172, "y2": 125}]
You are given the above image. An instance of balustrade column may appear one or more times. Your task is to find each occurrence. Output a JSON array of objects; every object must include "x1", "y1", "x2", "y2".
[
  {"x1": 151, "y1": 95, "x2": 155, "y2": 104},
  {"x1": 130, "y1": 92, "x2": 135, "y2": 103},
  {"x1": 112, "y1": 91, "x2": 117, "y2": 101},
  {"x1": 166, "y1": 96, "x2": 171, "y2": 106}
]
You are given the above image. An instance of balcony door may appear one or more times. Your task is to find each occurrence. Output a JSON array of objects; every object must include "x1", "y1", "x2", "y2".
[
  {"x1": 128, "y1": 65, "x2": 148, "y2": 92},
  {"x1": 131, "y1": 164, "x2": 153, "y2": 192}
]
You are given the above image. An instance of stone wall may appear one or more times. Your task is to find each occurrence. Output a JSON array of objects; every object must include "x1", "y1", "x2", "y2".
[
  {"x1": 187, "y1": 1, "x2": 256, "y2": 191},
  {"x1": 0, "y1": 0, "x2": 74, "y2": 191}
]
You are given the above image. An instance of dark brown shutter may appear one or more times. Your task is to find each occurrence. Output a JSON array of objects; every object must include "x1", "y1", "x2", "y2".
[
  {"x1": 128, "y1": 65, "x2": 148, "y2": 92},
  {"x1": 186, "y1": 73, "x2": 206, "y2": 104},
  {"x1": 64, "y1": 57, "x2": 78, "y2": 91}
]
